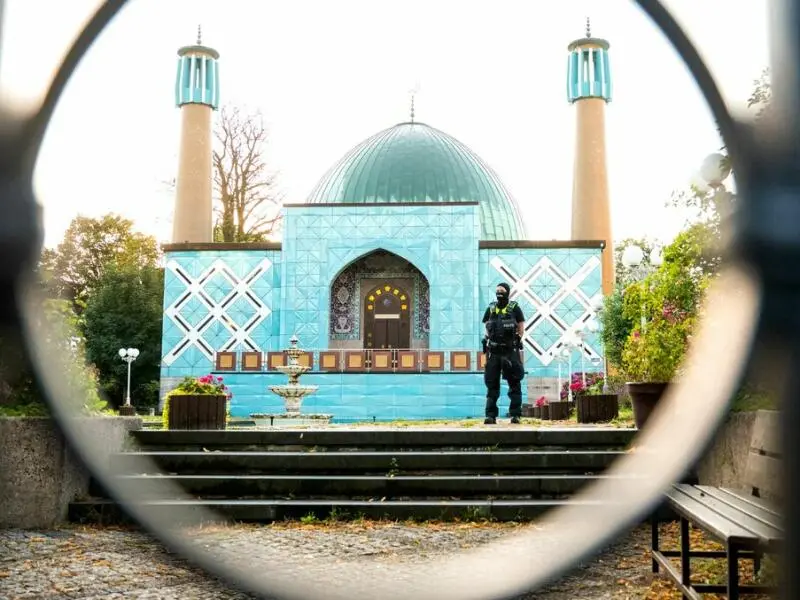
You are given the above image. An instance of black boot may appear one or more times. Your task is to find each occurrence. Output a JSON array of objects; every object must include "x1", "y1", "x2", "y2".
[
  {"x1": 484, "y1": 417, "x2": 496, "y2": 425},
  {"x1": 510, "y1": 416, "x2": 521, "y2": 424}
]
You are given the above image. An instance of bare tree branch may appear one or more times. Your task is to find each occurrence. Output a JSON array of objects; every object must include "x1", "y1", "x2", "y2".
[{"x1": 212, "y1": 106, "x2": 283, "y2": 242}]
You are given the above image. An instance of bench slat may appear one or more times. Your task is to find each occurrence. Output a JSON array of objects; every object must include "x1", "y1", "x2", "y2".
[
  {"x1": 666, "y1": 485, "x2": 757, "y2": 543},
  {"x1": 672, "y1": 485, "x2": 780, "y2": 544},
  {"x1": 719, "y1": 487, "x2": 781, "y2": 517},
  {"x1": 698, "y1": 487, "x2": 782, "y2": 531}
]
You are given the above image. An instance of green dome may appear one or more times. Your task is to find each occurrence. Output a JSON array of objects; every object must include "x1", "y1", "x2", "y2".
[{"x1": 306, "y1": 122, "x2": 526, "y2": 240}]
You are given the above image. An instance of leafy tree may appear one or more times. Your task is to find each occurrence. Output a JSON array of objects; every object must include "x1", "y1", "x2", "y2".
[
  {"x1": 617, "y1": 228, "x2": 711, "y2": 381},
  {"x1": 666, "y1": 68, "x2": 772, "y2": 272},
  {"x1": 599, "y1": 285, "x2": 633, "y2": 369},
  {"x1": 0, "y1": 297, "x2": 109, "y2": 415},
  {"x1": 213, "y1": 106, "x2": 284, "y2": 241},
  {"x1": 82, "y1": 265, "x2": 164, "y2": 408},
  {"x1": 39, "y1": 214, "x2": 161, "y2": 310}
]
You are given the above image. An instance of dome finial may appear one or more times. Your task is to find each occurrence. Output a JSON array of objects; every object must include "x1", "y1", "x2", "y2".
[
  {"x1": 197, "y1": 24, "x2": 202, "y2": 45},
  {"x1": 585, "y1": 17, "x2": 591, "y2": 38},
  {"x1": 408, "y1": 82, "x2": 420, "y2": 123}
]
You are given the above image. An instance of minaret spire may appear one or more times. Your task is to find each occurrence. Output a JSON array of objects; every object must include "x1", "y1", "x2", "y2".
[
  {"x1": 566, "y1": 22, "x2": 614, "y2": 294},
  {"x1": 172, "y1": 29, "x2": 220, "y2": 243}
]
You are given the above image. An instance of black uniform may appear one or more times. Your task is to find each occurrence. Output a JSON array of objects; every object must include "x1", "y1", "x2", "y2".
[{"x1": 482, "y1": 300, "x2": 526, "y2": 420}]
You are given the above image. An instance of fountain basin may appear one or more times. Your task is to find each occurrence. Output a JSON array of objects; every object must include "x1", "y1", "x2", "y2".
[
  {"x1": 249, "y1": 413, "x2": 333, "y2": 428},
  {"x1": 274, "y1": 365, "x2": 312, "y2": 377},
  {"x1": 268, "y1": 384, "x2": 318, "y2": 414}
]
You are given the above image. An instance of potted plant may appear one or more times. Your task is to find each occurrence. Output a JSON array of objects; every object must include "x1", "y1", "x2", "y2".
[
  {"x1": 532, "y1": 396, "x2": 549, "y2": 420},
  {"x1": 567, "y1": 372, "x2": 619, "y2": 423},
  {"x1": 163, "y1": 374, "x2": 231, "y2": 430},
  {"x1": 617, "y1": 234, "x2": 711, "y2": 429},
  {"x1": 621, "y1": 316, "x2": 692, "y2": 429}
]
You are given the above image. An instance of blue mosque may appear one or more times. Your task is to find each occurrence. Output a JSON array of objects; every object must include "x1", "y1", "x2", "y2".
[{"x1": 159, "y1": 24, "x2": 615, "y2": 420}]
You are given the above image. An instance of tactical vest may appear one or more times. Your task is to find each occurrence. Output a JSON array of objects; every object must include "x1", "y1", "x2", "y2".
[{"x1": 486, "y1": 301, "x2": 518, "y2": 344}]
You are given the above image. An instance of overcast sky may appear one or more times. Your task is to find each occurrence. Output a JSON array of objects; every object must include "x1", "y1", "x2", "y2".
[{"x1": 0, "y1": 0, "x2": 771, "y2": 248}]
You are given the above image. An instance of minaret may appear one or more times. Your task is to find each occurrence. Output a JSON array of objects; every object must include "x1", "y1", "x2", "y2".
[
  {"x1": 567, "y1": 19, "x2": 614, "y2": 294},
  {"x1": 172, "y1": 26, "x2": 220, "y2": 243}
]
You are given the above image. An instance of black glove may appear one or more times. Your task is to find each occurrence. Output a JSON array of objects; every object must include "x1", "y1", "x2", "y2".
[{"x1": 481, "y1": 337, "x2": 488, "y2": 353}]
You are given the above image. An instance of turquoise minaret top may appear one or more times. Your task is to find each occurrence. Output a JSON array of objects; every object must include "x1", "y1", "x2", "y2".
[
  {"x1": 175, "y1": 26, "x2": 220, "y2": 109},
  {"x1": 566, "y1": 18, "x2": 612, "y2": 103}
]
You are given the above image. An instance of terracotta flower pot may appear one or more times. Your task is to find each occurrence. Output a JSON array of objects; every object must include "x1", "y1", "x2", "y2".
[{"x1": 626, "y1": 382, "x2": 669, "y2": 429}]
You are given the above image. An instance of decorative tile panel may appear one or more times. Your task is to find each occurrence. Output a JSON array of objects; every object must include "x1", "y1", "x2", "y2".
[
  {"x1": 160, "y1": 251, "x2": 281, "y2": 373},
  {"x1": 479, "y1": 248, "x2": 604, "y2": 373}
]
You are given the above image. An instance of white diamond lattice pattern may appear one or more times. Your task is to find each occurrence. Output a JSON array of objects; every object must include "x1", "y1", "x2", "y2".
[
  {"x1": 490, "y1": 255, "x2": 601, "y2": 366},
  {"x1": 163, "y1": 258, "x2": 273, "y2": 366}
]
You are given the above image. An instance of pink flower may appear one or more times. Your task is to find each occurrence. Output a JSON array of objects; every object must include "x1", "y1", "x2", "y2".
[{"x1": 216, "y1": 376, "x2": 223, "y2": 382}]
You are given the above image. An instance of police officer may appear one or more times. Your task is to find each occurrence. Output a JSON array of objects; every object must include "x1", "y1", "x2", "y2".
[{"x1": 482, "y1": 282, "x2": 525, "y2": 424}]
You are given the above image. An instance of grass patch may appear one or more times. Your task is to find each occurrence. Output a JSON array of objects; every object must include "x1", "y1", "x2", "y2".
[
  {"x1": 0, "y1": 403, "x2": 50, "y2": 417},
  {"x1": 730, "y1": 390, "x2": 778, "y2": 413}
]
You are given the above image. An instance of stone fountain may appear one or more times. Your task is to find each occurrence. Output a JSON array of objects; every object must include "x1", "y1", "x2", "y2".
[{"x1": 249, "y1": 335, "x2": 332, "y2": 427}]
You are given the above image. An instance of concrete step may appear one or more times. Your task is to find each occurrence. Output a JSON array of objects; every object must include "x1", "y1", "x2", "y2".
[
  {"x1": 130, "y1": 428, "x2": 636, "y2": 451},
  {"x1": 111, "y1": 450, "x2": 625, "y2": 475},
  {"x1": 101, "y1": 473, "x2": 626, "y2": 499},
  {"x1": 68, "y1": 497, "x2": 606, "y2": 525}
]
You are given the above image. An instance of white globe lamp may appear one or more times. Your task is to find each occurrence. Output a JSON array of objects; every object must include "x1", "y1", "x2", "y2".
[
  {"x1": 621, "y1": 244, "x2": 644, "y2": 269},
  {"x1": 700, "y1": 153, "x2": 731, "y2": 186}
]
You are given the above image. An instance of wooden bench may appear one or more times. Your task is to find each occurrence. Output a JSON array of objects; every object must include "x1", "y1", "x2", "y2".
[{"x1": 651, "y1": 410, "x2": 781, "y2": 599}]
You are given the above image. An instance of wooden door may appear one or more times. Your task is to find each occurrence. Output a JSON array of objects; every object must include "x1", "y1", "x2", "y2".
[{"x1": 364, "y1": 283, "x2": 411, "y2": 349}]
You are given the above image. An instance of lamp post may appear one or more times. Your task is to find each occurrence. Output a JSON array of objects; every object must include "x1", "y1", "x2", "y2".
[
  {"x1": 693, "y1": 152, "x2": 736, "y2": 231},
  {"x1": 561, "y1": 336, "x2": 580, "y2": 403},
  {"x1": 118, "y1": 347, "x2": 140, "y2": 415},
  {"x1": 574, "y1": 322, "x2": 587, "y2": 387},
  {"x1": 551, "y1": 346, "x2": 570, "y2": 403},
  {"x1": 587, "y1": 294, "x2": 608, "y2": 393},
  {"x1": 621, "y1": 244, "x2": 663, "y2": 331}
]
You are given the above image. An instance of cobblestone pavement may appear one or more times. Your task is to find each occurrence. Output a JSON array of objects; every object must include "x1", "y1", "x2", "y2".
[{"x1": 0, "y1": 522, "x2": 654, "y2": 599}]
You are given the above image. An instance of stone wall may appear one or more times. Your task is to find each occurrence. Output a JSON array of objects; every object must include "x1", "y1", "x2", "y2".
[
  {"x1": 0, "y1": 416, "x2": 141, "y2": 529},
  {"x1": 695, "y1": 411, "x2": 760, "y2": 491}
]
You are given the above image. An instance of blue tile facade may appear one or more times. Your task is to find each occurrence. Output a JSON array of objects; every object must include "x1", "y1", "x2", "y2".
[
  {"x1": 220, "y1": 372, "x2": 494, "y2": 420},
  {"x1": 280, "y1": 204, "x2": 480, "y2": 351},
  {"x1": 479, "y1": 247, "x2": 604, "y2": 377},
  {"x1": 158, "y1": 205, "x2": 605, "y2": 419}
]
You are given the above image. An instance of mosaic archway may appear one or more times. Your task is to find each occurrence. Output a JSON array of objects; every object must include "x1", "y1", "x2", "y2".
[{"x1": 329, "y1": 250, "x2": 429, "y2": 348}]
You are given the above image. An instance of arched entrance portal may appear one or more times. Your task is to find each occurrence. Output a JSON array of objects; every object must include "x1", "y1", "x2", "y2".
[
  {"x1": 364, "y1": 283, "x2": 411, "y2": 350},
  {"x1": 329, "y1": 250, "x2": 429, "y2": 349}
]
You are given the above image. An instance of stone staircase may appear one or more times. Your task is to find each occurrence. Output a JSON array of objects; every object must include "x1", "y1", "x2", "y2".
[{"x1": 69, "y1": 427, "x2": 637, "y2": 524}]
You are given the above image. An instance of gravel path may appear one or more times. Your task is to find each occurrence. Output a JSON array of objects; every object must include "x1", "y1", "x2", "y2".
[{"x1": 0, "y1": 522, "x2": 655, "y2": 599}]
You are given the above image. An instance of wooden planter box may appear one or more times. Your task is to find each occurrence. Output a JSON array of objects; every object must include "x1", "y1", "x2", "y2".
[
  {"x1": 167, "y1": 394, "x2": 227, "y2": 430},
  {"x1": 575, "y1": 394, "x2": 619, "y2": 424},
  {"x1": 548, "y1": 401, "x2": 572, "y2": 421},
  {"x1": 531, "y1": 405, "x2": 550, "y2": 420}
]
